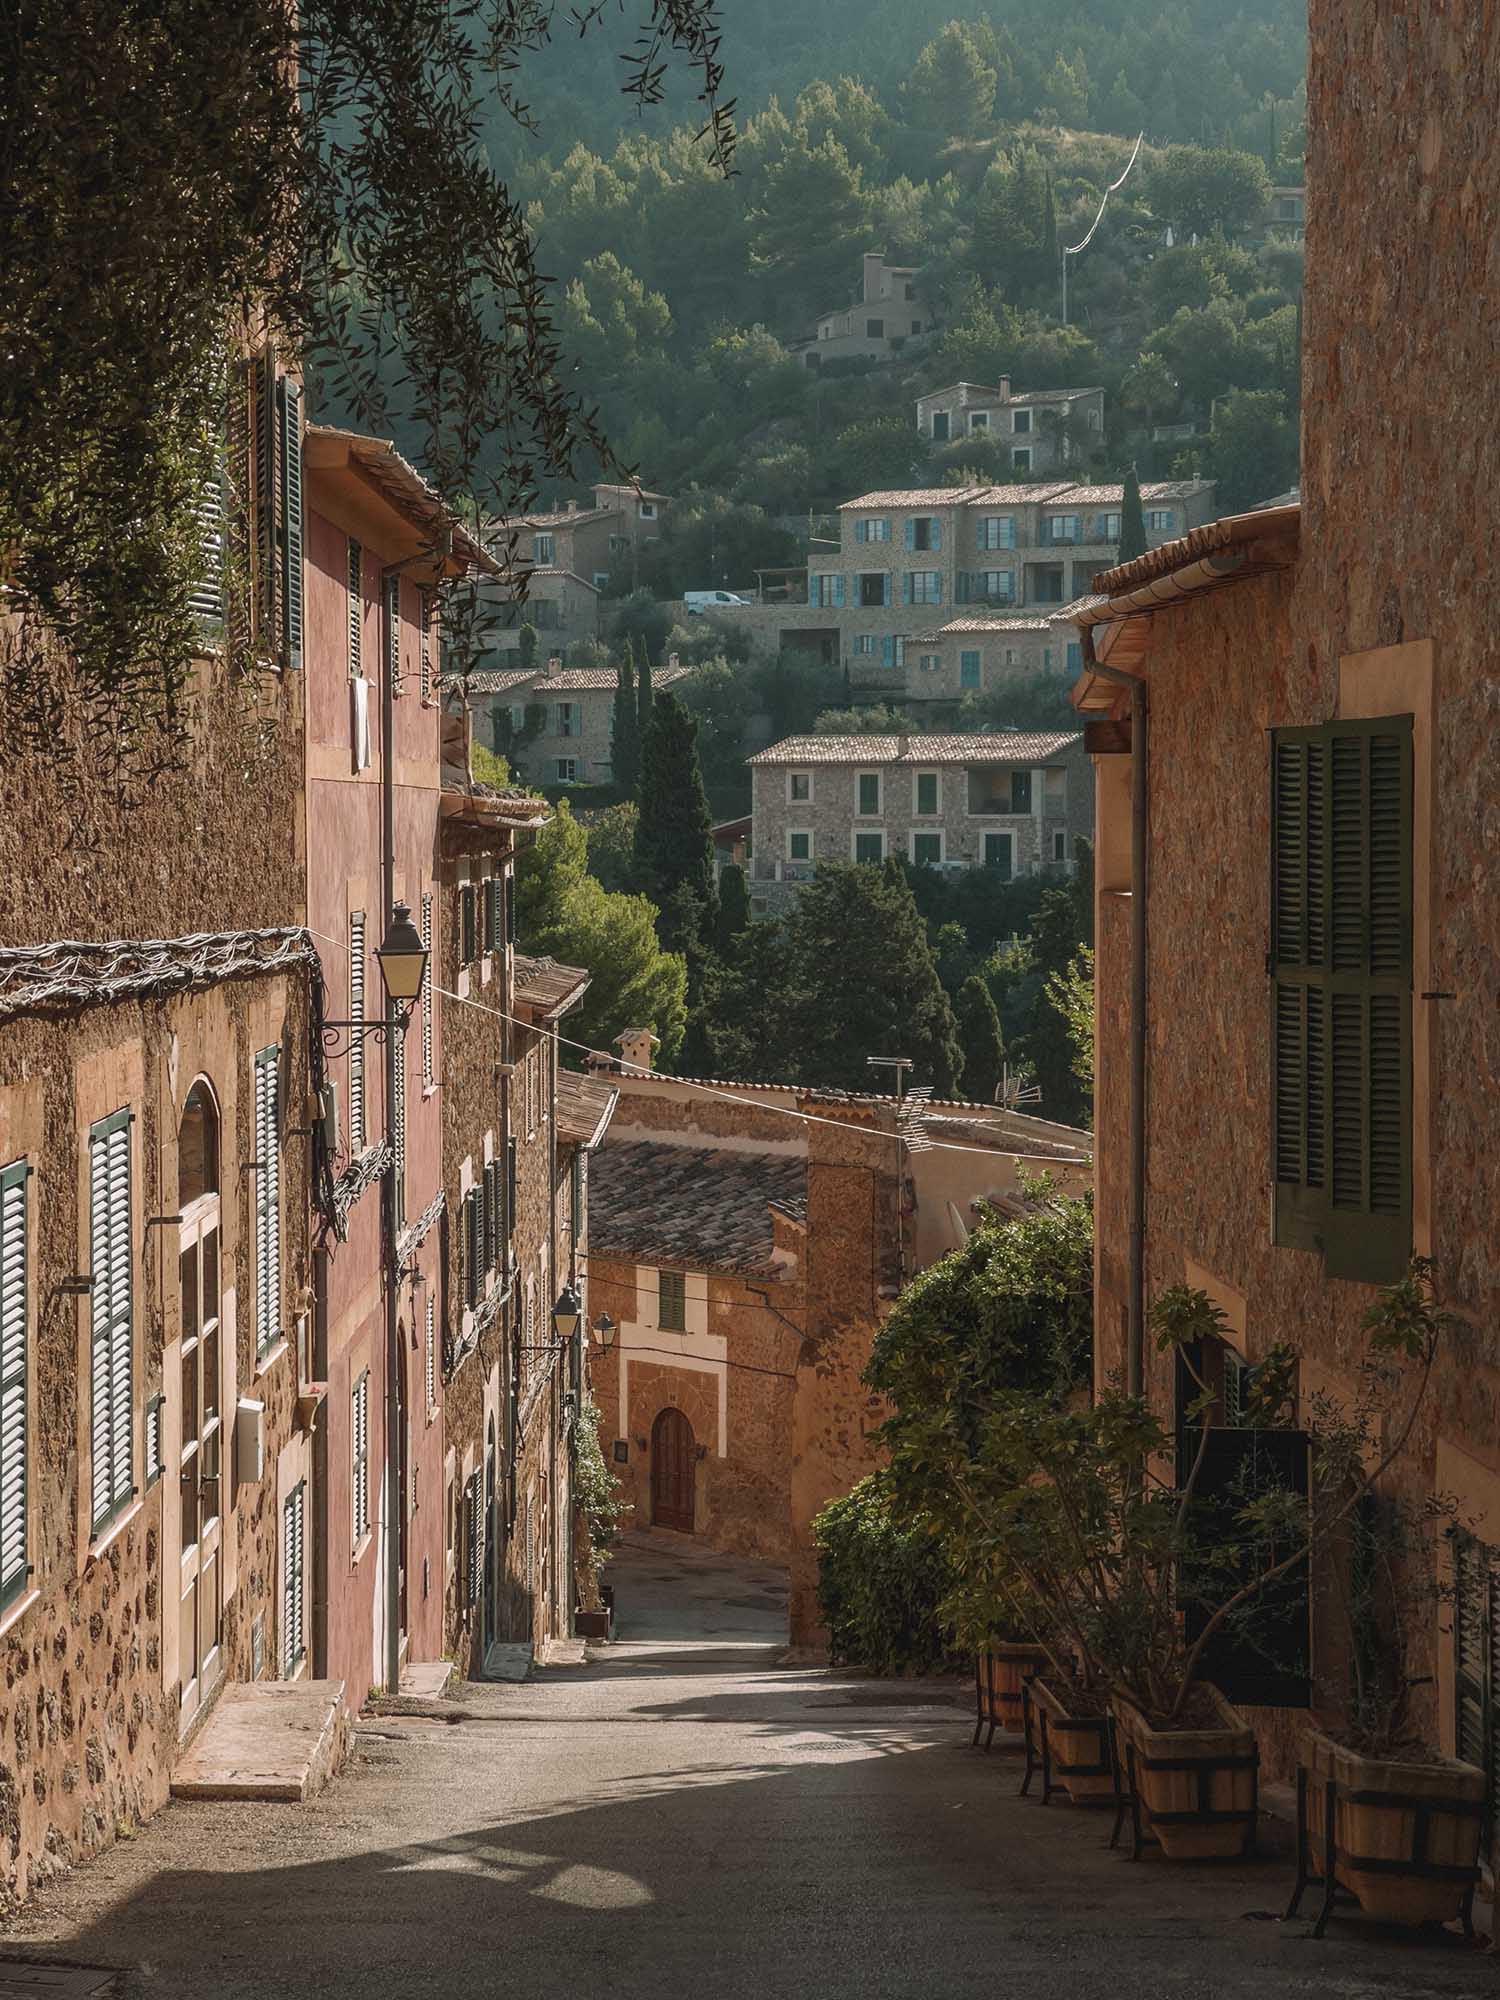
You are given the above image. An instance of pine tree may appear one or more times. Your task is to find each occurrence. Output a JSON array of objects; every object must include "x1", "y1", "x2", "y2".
[
  {"x1": 1118, "y1": 465, "x2": 1148, "y2": 562},
  {"x1": 636, "y1": 638, "x2": 654, "y2": 746},
  {"x1": 955, "y1": 976, "x2": 1006, "y2": 1105},
  {"x1": 611, "y1": 649, "x2": 641, "y2": 797},
  {"x1": 633, "y1": 692, "x2": 717, "y2": 937}
]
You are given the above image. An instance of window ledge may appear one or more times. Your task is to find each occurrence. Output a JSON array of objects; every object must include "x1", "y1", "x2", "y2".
[
  {"x1": 89, "y1": 1497, "x2": 145, "y2": 1564},
  {"x1": 0, "y1": 1586, "x2": 41, "y2": 1644},
  {"x1": 256, "y1": 1337, "x2": 290, "y2": 1381}
]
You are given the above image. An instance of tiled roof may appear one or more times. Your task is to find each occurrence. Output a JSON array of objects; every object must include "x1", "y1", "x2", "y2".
[
  {"x1": 932, "y1": 617, "x2": 1053, "y2": 635},
  {"x1": 493, "y1": 507, "x2": 616, "y2": 531},
  {"x1": 458, "y1": 664, "x2": 693, "y2": 696},
  {"x1": 749, "y1": 731, "x2": 1082, "y2": 766},
  {"x1": 1013, "y1": 385, "x2": 1105, "y2": 404},
  {"x1": 592, "y1": 482, "x2": 673, "y2": 503},
  {"x1": 1050, "y1": 594, "x2": 1108, "y2": 623},
  {"x1": 477, "y1": 566, "x2": 599, "y2": 591},
  {"x1": 589, "y1": 1140, "x2": 806, "y2": 1277},
  {"x1": 839, "y1": 486, "x2": 991, "y2": 510},
  {"x1": 460, "y1": 669, "x2": 537, "y2": 695},
  {"x1": 968, "y1": 483, "x2": 1080, "y2": 506},
  {"x1": 512, "y1": 952, "x2": 590, "y2": 1017},
  {"x1": 556, "y1": 1068, "x2": 619, "y2": 1148},
  {"x1": 1054, "y1": 480, "x2": 1211, "y2": 507}
]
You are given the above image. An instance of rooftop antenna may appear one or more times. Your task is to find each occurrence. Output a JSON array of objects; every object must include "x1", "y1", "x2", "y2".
[{"x1": 1061, "y1": 131, "x2": 1144, "y2": 328}]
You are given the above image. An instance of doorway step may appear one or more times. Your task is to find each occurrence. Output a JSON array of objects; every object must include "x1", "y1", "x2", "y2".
[
  {"x1": 170, "y1": 1680, "x2": 347, "y2": 1802},
  {"x1": 480, "y1": 1641, "x2": 534, "y2": 1682}
]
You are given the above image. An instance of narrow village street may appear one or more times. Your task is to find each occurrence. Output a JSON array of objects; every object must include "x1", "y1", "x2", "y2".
[{"x1": 0, "y1": 1534, "x2": 1492, "y2": 2000}]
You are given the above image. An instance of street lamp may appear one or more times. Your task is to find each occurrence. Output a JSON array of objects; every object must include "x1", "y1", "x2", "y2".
[
  {"x1": 592, "y1": 1312, "x2": 617, "y2": 1354},
  {"x1": 552, "y1": 1283, "x2": 582, "y2": 1344},
  {"x1": 321, "y1": 900, "x2": 430, "y2": 1058}
]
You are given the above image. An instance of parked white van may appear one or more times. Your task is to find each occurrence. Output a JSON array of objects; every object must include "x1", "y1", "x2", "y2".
[{"x1": 684, "y1": 589, "x2": 751, "y2": 612}]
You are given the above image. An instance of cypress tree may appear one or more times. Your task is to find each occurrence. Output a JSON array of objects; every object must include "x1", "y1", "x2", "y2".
[
  {"x1": 633, "y1": 691, "x2": 717, "y2": 930},
  {"x1": 611, "y1": 648, "x2": 640, "y2": 796},
  {"x1": 636, "y1": 638, "x2": 655, "y2": 746},
  {"x1": 1118, "y1": 465, "x2": 1148, "y2": 563},
  {"x1": 716, "y1": 863, "x2": 750, "y2": 954},
  {"x1": 518, "y1": 621, "x2": 539, "y2": 673},
  {"x1": 955, "y1": 975, "x2": 1006, "y2": 1104}
]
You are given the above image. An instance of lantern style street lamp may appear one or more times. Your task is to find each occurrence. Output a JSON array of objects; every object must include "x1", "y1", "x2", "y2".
[
  {"x1": 592, "y1": 1312, "x2": 617, "y2": 1354},
  {"x1": 552, "y1": 1284, "x2": 582, "y2": 1344},
  {"x1": 321, "y1": 900, "x2": 430, "y2": 1058}
]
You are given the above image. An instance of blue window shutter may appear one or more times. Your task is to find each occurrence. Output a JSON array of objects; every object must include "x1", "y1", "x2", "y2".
[
  {"x1": 902, "y1": 574, "x2": 914, "y2": 606},
  {"x1": 956, "y1": 571, "x2": 970, "y2": 604},
  {"x1": 834, "y1": 575, "x2": 846, "y2": 607},
  {"x1": 881, "y1": 635, "x2": 894, "y2": 666},
  {"x1": 1068, "y1": 642, "x2": 1082, "y2": 672},
  {"x1": 903, "y1": 520, "x2": 914, "y2": 552},
  {"x1": 882, "y1": 572, "x2": 891, "y2": 607},
  {"x1": 934, "y1": 574, "x2": 943, "y2": 604},
  {"x1": 932, "y1": 518, "x2": 943, "y2": 552},
  {"x1": 854, "y1": 520, "x2": 866, "y2": 545}
]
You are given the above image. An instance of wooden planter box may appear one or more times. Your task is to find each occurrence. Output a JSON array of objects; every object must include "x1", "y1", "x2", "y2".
[
  {"x1": 1286, "y1": 1727, "x2": 1484, "y2": 1934},
  {"x1": 1025, "y1": 1676, "x2": 1117, "y2": 1806},
  {"x1": 973, "y1": 1643, "x2": 1049, "y2": 1747},
  {"x1": 575, "y1": 1609, "x2": 611, "y2": 1640},
  {"x1": 1112, "y1": 1689, "x2": 1259, "y2": 1860}
]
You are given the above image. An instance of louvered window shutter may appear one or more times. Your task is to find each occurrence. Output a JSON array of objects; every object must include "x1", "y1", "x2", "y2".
[
  {"x1": 506, "y1": 1137, "x2": 517, "y2": 1255},
  {"x1": 419, "y1": 590, "x2": 433, "y2": 702},
  {"x1": 420, "y1": 893, "x2": 435, "y2": 1087},
  {"x1": 391, "y1": 1022, "x2": 406, "y2": 1227},
  {"x1": 352, "y1": 1374, "x2": 370, "y2": 1543},
  {"x1": 464, "y1": 1190, "x2": 481, "y2": 1309},
  {"x1": 505, "y1": 872, "x2": 517, "y2": 945},
  {"x1": 902, "y1": 574, "x2": 914, "y2": 606},
  {"x1": 1270, "y1": 719, "x2": 1413, "y2": 1282},
  {"x1": 255, "y1": 1047, "x2": 282, "y2": 1356},
  {"x1": 903, "y1": 520, "x2": 914, "y2": 552},
  {"x1": 188, "y1": 391, "x2": 227, "y2": 632},
  {"x1": 854, "y1": 520, "x2": 866, "y2": 545},
  {"x1": 255, "y1": 352, "x2": 280, "y2": 651},
  {"x1": 89, "y1": 1112, "x2": 133, "y2": 1531},
  {"x1": 425, "y1": 1298, "x2": 436, "y2": 1410},
  {"x1": 385, "y1": 573, "x2": 401, "y2": 695},
  {"x1": 484, "y1": 1161, "x2": 499, "y2": 1273},
  {"x1": 466, "y1": 1472, "x2": 483, "y2": 1606},
  {"x1": 347, "y1": 540, "x2": 363, "y2": 677},
  {"x1": 283, "y1": 1480, "x2": 306, "y2": 1676},
  {"x1": 461, "y1": 884, "x2": 476, "y2": 965},
  {"x1": 348, "y1": 913, "x2": 367, "y2": 1152},
  {"x1": 278, "y1": 377, "x2": 304, "y2": 668},
  {"x1": 932, "y1": 518, "x2": 942, "y2": 552},
  {"x1": 0, "y1": 1160, "x2": 29, "y2": 1607}
]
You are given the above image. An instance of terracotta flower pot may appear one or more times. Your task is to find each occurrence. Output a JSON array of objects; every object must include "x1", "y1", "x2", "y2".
[
  {"x1": 1112, "y1": 1688, "x2": 1258, "y2": 1860},
  {"x1": 1294, "y1": 1727, "x2": 1484, "y2": 1930},
  {"x1": 974, "y1": 1643, "x2": 1049, "y2": 1745},
  {"x1": 1028, "y1": 1676, "x2": 1118, "y2": 1805}
]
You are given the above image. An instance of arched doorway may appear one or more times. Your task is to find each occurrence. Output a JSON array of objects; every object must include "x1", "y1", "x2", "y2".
[{"x1": 651, "y1": 1408, "x2": 695, "y2": 1533}]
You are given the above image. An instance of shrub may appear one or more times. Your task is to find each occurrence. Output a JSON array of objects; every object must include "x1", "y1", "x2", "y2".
[{"x1": 814, "y1": 1470, "x2": 962, "y2": 1676}]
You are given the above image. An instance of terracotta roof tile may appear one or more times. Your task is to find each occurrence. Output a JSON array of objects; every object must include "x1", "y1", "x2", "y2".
[
  {"x1": 556, "y1": 1068, "x2": 618, "y2": 1148},
  {"x1": 589, "y1": 1140, "x2": 806, "y2": 1276},
  {"x1": 512, "y1": 952, "x2": 590, "y2": 1016},
  {"x1": 749, "y1": 731, "x2": 1081, "y2": 766}
]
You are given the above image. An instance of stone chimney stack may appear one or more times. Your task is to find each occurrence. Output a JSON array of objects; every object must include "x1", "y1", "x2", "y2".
[
  {"x1": 667, "y1": 652, "x2": 679, "y2": 668},
  {"x1": 614, "y1": 1027, "x2": 659, "y2": 1074},
  {"x1": 544, "y1": 655, "x2": 562, "y2": 678}
]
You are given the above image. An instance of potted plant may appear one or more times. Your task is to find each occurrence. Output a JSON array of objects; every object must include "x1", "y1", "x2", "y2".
[{"x1": 1286, "y1": 1266, "x2": 1484, "y2": 1935}]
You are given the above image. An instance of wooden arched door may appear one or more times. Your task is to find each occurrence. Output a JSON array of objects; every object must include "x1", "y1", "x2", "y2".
[{"x1": 651, "y1": 1407, "x2": 696, "y2": 1533}]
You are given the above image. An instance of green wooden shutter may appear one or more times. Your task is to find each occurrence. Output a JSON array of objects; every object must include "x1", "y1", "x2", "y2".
[
  {"x1": 1270, "y1": 719, "x2": 1412, "y2": 1281},
  {"x1": 255, "y1": 352, "x2": 279, "y2": 650},
  {"x1": 505, "y1": 1137, "x2": 517, "y2": 1255},
  {"x1": 278, "y1": 378, "x2": 304, "y2": 668},
  {"x1": 0, "y1": 1160, "x2": 29, "y2": 1607},
  {"x1": 255, "y1": 1046, "x2": 282, "y2": 1356},
  {"x1": 89, "y1": 1110, "x2": 133, "y2": 1530},
  {"x1": 461, "y1": 884, "x2": 476, "y2": 965},
  {"x1": 391, "y1": 1022, "x2": 406, "y2": 1230},
  {"x1": 464, "y1": 1189, "x2": 481, "y2": 1309},
  {"x1": 466, "y1": 1471, "x2": 483, "y2": 1606}
]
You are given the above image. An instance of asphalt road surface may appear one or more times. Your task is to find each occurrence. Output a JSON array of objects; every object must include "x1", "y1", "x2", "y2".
[{"x1": 2, "y1": 1533, "x2": 1493, "y2": 1999}]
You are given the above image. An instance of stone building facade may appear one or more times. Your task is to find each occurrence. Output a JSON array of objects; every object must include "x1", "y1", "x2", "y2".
[
  {"x1": 746, "y1": 730, "x2": 1091, "y2": 906},
  {"x1": 1077, "y1": 0, "x2": 1500, "y2": 1817},
  {"x1": 915, "y1": 379, "x2": 1107, "y2": 477},
  {"x1": 799, "y1": 253, "x2": 923, "y2": 367},
  {"x1": 477, "y1": 481, "x2": 672, "y2": 661},
  {"x1": 463, "y1": 657, "x2": 696, "y2": 789}
]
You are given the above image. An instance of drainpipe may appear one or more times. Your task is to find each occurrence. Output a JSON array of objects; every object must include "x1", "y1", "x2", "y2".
[{"x1": 1081, "y1": 623, "x2": 1148, "y2": 1400}]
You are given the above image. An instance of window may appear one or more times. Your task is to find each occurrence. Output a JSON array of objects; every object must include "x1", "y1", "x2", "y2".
[
  {"x1": 1101, "y1": 512, "x2": 1122, "y2": 542},
  {"x1": 918, "y1": 653, "x2": 942, "y2": 675},
  {"x1": 787, "y1": 830, "x2": 813, "y2": 862},
  {"x1": 347, "y1": 539, "x2": 362, "y2": 677},
  {"x1": 984, "y1": 832, "x2": 1014, "y2": 878},
  {"x1": 969, "y1": 411, "x2": 989, "y2": 434},
  {"x1": 1146, "y1": 509, "x2": 1176, "y2": 535},
  {"x1": 931, "y1": 411, "x2": 950, "y2": 443},
  {"x1": 915, "y1": 772, "x2": 940, "y2": 816},
  {"x1": 352, "y1": 1371, "x2": 371, "y2": 1545},
  {"x1": 1270, "y1": 718, "x2": 1413, "y2": 1280},
  {"x1": 178, "y1": 1082, "x2": 222, "y2": 1711},
  {"x1": 912, "y1": 832, "x2": 943, "y2": 866},
  {"x1": 854, "y1": 831, "x2": 884, "y2": 865},
  {"x1": 908, "y1": 517, "x2": 938, "y2": 553},
  {"x1": 282, "y1": 1481, "x2": 306, "y2": 1678},
  {"x1": 554, "y1": 758, "x2": 577, "y2": 784},
  {"x1": 1044, "y1": 766, "x2": 1068, "y2": 812},
  {"x1": 658, "y1": 1270, "x2": 686, "y2": 1332},
  {"x1": 533, "y1": 532, "x2": 555, "y2": 565},
  {"x1": 254, "y1": 1047, "x2": 282, "y2": 1356},
  {"x1": 1046, "y1": 515, "x2": 1080, "y2": 545},
  {"x1": 1, "y1": 1159, "x2": 30, "y2": 1611},
  {"x1": 865, "y1": 317, "x2": 884, "y2": 339},
  {"x1": 556, "y1": 702, "x2": 576, "y2": 738},
  {"x1": 465, "y1": 1470, "x2": 483, "y2": 1606},
  {"x1": 810, "y1": 573, "x2": 846, "y2": 608},
  {"x1": 853, "y1": 633, "x2": 876, "y2": 656},
  {"x1": 853, "y1": 517, "x2": 891, "y2": 544},
  {"x1": 483, "y1": 1158, "x2": 501, "y2": 1274},
  {"x1": 857, "y1": 772, "x2": 881, "y2": 816},
  {"x1": 904, "y1": 571, "x2": 943, "y2": 605},
  {"x1": 275, "y1": 376, "x2": 304, "y2": 669},
  {"x1": 459, "y1": 879, "x2": 477, "y2": 968},
  {"x1": 425, "y1": 1298, "x2": 437, "y2": 1412},
  {"x1": 1012, "y1": 448, "x2": 1032, "y2": 473},
  {"x1": 788, "y1": 771, "x2": 812, "y2": 803},
  {"x1": 904, "y1": 282, "x2": 915, "y2": 301},
  {"x1": 463, "y1": 1184, "x2": 483, "y2": 1310},
  {"x1": 960, "y1": 651, "x2": 981, "y2": 690},
  {"x1": 639, "y1": 502, "x2": 657, "y2": 521},
  {"x1": 976, "y1": 571, "x2": 1015, "y2": 604},
  {"x1": 1033, "y1": 565, "x2": 1064, "y2": 604},
  {"x1": 1011, "y1": 770, "x2": 1033, "y2": 814},
  {"x1": 348, "y1": 912, "x2": 366, "y2": 1151},
  {"x1": 419, "y1": 591, "x2": 434, "y2": 703},
  {"x1": 856, "y1": 571, "x2": 890, "y2": 608},
  {"x1": 593, "y1": 571, "x2": 609, "y2": 590},
  {"x1": 1004, "y1": 648, "x2": 1019, "y2": 668},
  {"x1": 978, "y1": 516, "x2": 1017, "y2": 551},
  {"x1": 1054, "y1": 830, "x2": 1068, "y2": 863},
  {"x1": 420, "y1": 893, "x2": 434, "y2": 1087},
  {"x1": 1012, "y1": 407, "x2": 1033, "y2": 435},
  {"x1": 89, "y1": 1110, "x2": 133, "y2": 1532}
]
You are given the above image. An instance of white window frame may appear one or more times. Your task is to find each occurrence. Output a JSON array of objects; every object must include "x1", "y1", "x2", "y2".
[
  {"x1": 855, "y1": 770, "x2": 883, "y2": 818},
  {"x1": 978, "y1": 516, "x2": 1016, "y2": 552},
  {"x1": 533, "y1": 531, "x2": 555, "y2": 565},
  {"x1": 907, "y1": 571, "x2": 942, "y2": 605},
  {"x1": 911, "y1": 829, "x2": 945, "y2": 867},
  {"x1": 556, "y1": 701, "x2": 576, "y2": 738},
  {"x1": 851, "y1": 828, "x2": 885, "y2": 864},
  {"x1": 968, "y1": 411, "x2": 989, "y2": 434},
  {"x1": 1012, "y1": 447, "x2": 1032, "y2": 472},
  {"x1": 1012, "y1": 407, "x2": 1033, "y2": 435},
  {"x1": 912, "y1": 769, "x2": 942, "y2": 818},
  {"x1": 639, "y1": 502, "x2": 657, "y2": 521},
  {"x1": 786, "y1": 828, "x2": 814, "y2": 863},
  {"x1": 917, "y1": 653, "x2": 942, "y2": 674},
  {"x1": 554, "y1": 757, "x2": 577, "y2": 784},
  {"x1": 786, "y1": 770, "x2": 813, "y2": 805},
  {"x1": 1048, "y1": 515, "x2": 1080, "y2": 545},
  {"x1": 853, "y1": 633, "x2": 876, "y2": 656}
]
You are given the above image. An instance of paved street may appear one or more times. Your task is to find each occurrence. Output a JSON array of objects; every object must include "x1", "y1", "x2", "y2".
[{"x1": 2, "y1": 1533, "x2": 1494, "y2": 1999}]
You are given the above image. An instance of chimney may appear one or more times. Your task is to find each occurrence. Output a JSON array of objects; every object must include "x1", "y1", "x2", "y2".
[
  {"x1": 614, "y1": 1027, "x2": 660, "y2": 1074},
  {"x1": 863, "y1": 251, "x2": 885, "y2": 302},
  {"x1": 545, "y1": 655, "x2": 562, "y2": 678},
  {"x1": 667, "y1": 652, "x2": 679, "y2": 668},
  {"x1": 897, "y1": 733, "x2": 911, "y2": 759},
  {"x1": 997, "y1": 375, "x2": 1012, "y2": 403}
]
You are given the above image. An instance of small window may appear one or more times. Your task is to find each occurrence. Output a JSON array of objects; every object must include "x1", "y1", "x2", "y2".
[
  {"x1": 1054, "y1": 830, "x2": 1068, "y2": 863},
  {"x1": 905, "y1": 571, "x2": 942, "y2": 605},
  {"x1": 853, "y1": 633, "x2": 876, "y2": 655},
  {"x1": 984, "y1": 832, "x2": 1014, "y2": 878},
  {"x1": 1011, "y1": 770, "x2": 1033, "y2": 814},
  {"x1": 1012, "y1": 448, "x2": 1032, "y2": 472},
  {"x1": 1102, "y1": 512, "x2": 1122, "y2": 542},
  {"x1": 912, "y1": 832, "x2": 942, "y2": 866},
  {"x1": 857, "y1": 772, "x2": 881, "y2": 816},
  {"x1": 918, "y1": 653, "x2": 942, "y2": 674},
  {"x1": 931, "y1": 411, "x2": 951, "y2": 443},
  {"x1": 593, "y1": 571, "x2": 609, "y2": 589},
  {"x1": 960, "y1": 651, "x2": 981, "y2": 690},
  {"x1": 854, "y1": 831, "x2": 884, "y2": 865},
  {"x1": 658, "y1": 1270, "x2": 686, "y2": 1332},
  {"x1": 533, "y1": 532, "x2": 555, "y2": 565},
  {"x1": 911, "y1": 517, "x2": 935, "y2": 552},
  {"x1": 969, "y1": 411, "x2": 989, "y2": 434},
  {"x1": 910, "y1": 320, "x2": 921, "y2": 335},
  {"x1": 178, "y1": 1082, "x2": 219, "y2": 1208},
  {"x1": 639, "y1": 502, "x2": 657, "y2": 521},
  {"x1": 865, "y1": 318, "x2": 884, "y2": 339},
  {"x1": 554, "y1": 758, "x2": 577, "y2": 784},
  {"x1": 788, "y1": 830, "x2": 812, "y2": 862},
  {"x1": 1012, "y1": 407, "x2": 1033, "y2": 435},
  {"x1": 915, "y1": 772, "x2": 939, "y2": 816},
  {"x1": 556, "y1": 702, "x2": 576, "y2": 737},
  {"x1": 788, "y1": 771, "x2": 811, "y2": 803},
  {"x1": 1146, "y1": 509, "x2": 1176, "y2": 535}
]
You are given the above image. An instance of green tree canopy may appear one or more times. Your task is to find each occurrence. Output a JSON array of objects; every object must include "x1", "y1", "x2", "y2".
[
  {"x1": 955, "y1": 975, "x2": 1006, "y2": 1105},
  {"x1": 634, "y1": 692, "x2": 718, "y2": 945},
  {"x1": 907, "y1": 23, "x2": 998, "y2": 141},
  {"x1": 1147, "y1": 145, "x2": 1274, "y2": 237}
]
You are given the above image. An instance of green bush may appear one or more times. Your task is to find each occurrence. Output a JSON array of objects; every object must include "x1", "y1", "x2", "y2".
[{"x1": 814, "y1": 1469, "x2": 962, "y2": 1676}]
